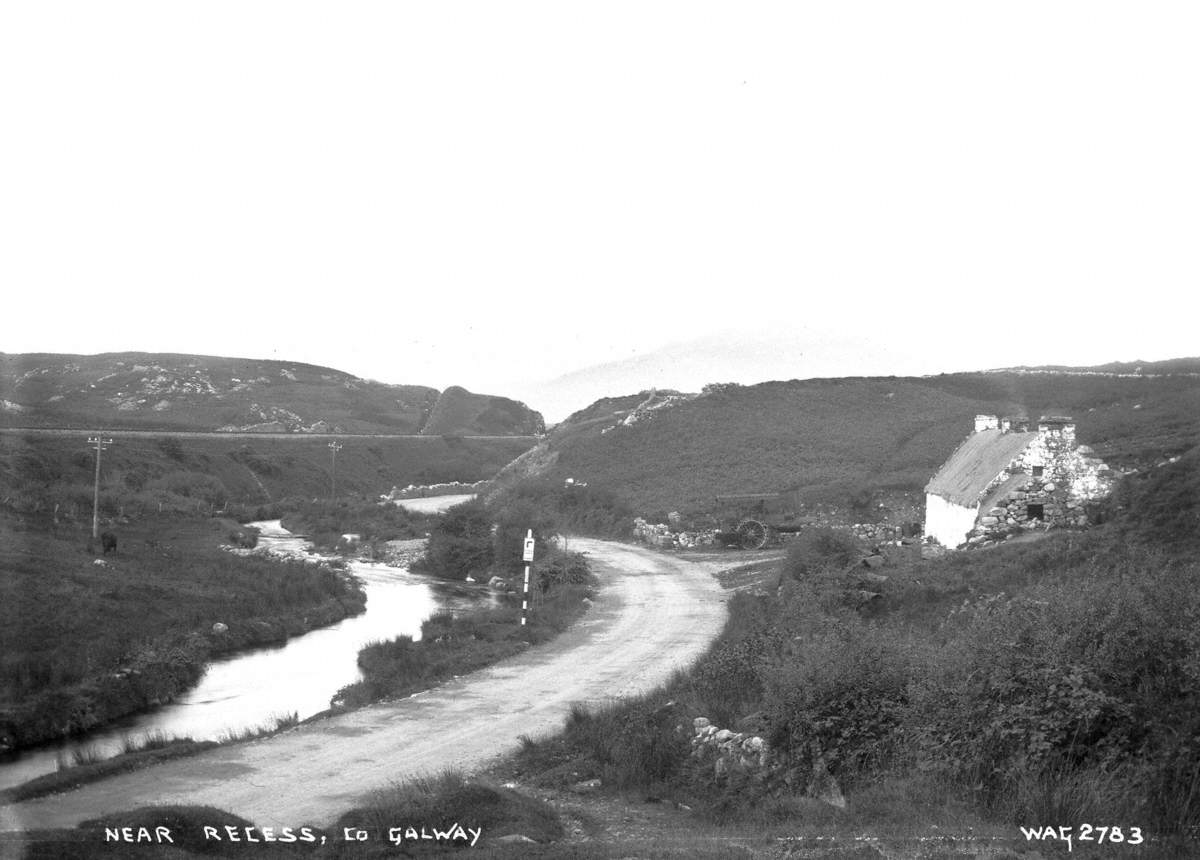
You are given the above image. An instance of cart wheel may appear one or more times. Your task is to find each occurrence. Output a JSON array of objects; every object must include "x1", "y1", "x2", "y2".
[{"x1": 737, "y1": 519, "x2": 769, "y2": 550}]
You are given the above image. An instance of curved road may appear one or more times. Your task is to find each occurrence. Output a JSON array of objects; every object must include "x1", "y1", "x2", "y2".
[{"x1": 1, "y1": 539, "x2": 727, "y2": 832}]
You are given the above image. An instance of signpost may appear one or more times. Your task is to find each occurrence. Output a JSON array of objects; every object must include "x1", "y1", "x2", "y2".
[{"x1": 521, "y1": 529, "x2": 535, "y2": 626}]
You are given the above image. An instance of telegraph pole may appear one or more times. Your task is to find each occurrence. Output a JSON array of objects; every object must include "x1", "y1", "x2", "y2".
[
  {"x1": 328, "y1": 440, "x2": 342, "y2": 500},
  {"x1": 87, "y1": 434, "x2": 113, "y2": 539}
]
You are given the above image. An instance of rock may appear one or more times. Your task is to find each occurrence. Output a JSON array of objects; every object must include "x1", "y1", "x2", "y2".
[
  {"x1": 693, "y1": 717, "x2": 711, "y2": 729},
  {"x1": 93, "y1": 558, "x2": 107, "y2": 566},
  {"x1": 569, "y1": 778, "x2": 602, "y2": 794},
  {"x1": 212, "y1": 622, "x2": 228, "y2": 634},
  {"x1": 487, "y1": 576, "x2": 507, "y2": 588},
  {"x1": 861, "y1": 554, "x2": 886, "y2": 569},
  {"x1": 714, "y1": 729, "x2": 734, "y2": 743}
]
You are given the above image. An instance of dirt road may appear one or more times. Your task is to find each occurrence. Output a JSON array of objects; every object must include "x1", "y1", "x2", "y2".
[{"x1": 1, "y1": 539, "x2": 727, "y2": 833}]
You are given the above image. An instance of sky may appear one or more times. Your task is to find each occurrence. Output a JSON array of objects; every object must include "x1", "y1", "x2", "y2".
[{"x1": 3, "y1": 3, "x2": 1198, "y2": 419}]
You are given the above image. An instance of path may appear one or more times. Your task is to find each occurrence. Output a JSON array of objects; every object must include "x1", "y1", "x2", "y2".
[{"x1": 1, "y1": 539, "x2": 727, "y2": 833}]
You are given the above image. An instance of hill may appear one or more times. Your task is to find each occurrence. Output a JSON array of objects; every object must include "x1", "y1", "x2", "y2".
[
  {"x1": 421, "y1": 385, "x2": 546, "y2": 436},
  {"x1": 495, "y1": 360, "x2": 1200, "y2": 515},
  {"x1": 0, "y1": 432, "x2": 532, "y2": 518},
  {"x1": 0, "y1": 352, "x2": 543, "y2": 436}
]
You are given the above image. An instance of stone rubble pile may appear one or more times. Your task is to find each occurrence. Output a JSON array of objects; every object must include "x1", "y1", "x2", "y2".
[
  {"x1": 689, "y1": 716, "x2": 846, "y2": 809},
  {"x1": 632, "y1": 517, "x2": 718, "y2": 549}
]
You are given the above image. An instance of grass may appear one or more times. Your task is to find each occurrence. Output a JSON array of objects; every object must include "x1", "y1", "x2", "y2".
[
  {"x1": 217, "y1": 712, "x2": 300, "y2": 744},
  {"x1": 520, "y1": 369, "x2": 1200, "y2": 514},
  {"x1": 322, "y1": 771, "x2": 564, "y2": 858},
  {"x1": 0, "y1": 738, "x2": 220, "y2": 805},
  {"x1": 334, "y1": 580, "x2": 595, "y2": 709},
  {"x1": 0, "y1": 510, "x2": 366, "y2": 753},
  {"x1": 493, "y1": 454, "x2": 1200, "y2": 851},
  {"x1": 0, "y1": 429, "x2": 534, "y2": 519}
]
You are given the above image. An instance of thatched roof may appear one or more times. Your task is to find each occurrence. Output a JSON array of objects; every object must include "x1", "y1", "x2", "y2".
[{"x1": 925, "y1": 429, "x2": 1037, "y2": 507}]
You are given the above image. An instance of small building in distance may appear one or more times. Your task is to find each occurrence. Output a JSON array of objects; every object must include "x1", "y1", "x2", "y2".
[{"x1": 923, "y1": 414, "x2": 1115, "y2": 549}]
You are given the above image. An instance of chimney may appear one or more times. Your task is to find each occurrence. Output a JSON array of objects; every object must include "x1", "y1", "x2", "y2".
[
  {"x1": 974, "y1": 414, "x2": 999, "y2": 433},
  {"x1": 1037, "y1": 416, "x2": 1076, "y2": 443}
]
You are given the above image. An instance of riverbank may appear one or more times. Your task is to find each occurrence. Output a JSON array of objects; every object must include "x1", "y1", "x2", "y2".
[
  {"x1": 0, "y1": 513, "x2": 366, "y2": 757},
  {"x1": 2, "y1": 539, "x2": 727, "y2": 832}
]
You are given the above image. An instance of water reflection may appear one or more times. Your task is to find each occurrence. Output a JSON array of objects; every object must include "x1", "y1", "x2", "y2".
[{"x1": 0, "y1": 519, "x2": 484, "y2": 790}]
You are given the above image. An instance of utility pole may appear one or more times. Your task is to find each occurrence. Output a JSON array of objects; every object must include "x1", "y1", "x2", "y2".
[
  {"x1": 328, "y1": 440, "x2": 342, "y2": 501},
  {"x1": 87, "y1": 434, "x2": 113, "y2": 539}
]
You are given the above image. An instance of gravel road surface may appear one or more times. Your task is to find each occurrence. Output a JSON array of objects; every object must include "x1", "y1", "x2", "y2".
[{"x1": 1, "y1": 538, "x2": 727, "y2": 833}]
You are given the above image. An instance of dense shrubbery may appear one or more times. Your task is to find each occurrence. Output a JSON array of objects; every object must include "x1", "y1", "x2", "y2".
[
  {"x1": 782, "y1": 527, "x2": 866, "y2": 581},
  {"x1": 277, "y1": 497, "x2": 432, "y2": 553},
  {"x1": 491, "y1": 477, "x2": 635, "y2": 539},
  {"x1": 525, "y1": 448, "x2": 1200, "y2": 836},
  {"x1": 413, "y1": 498, "x2": 498, "y2": 580},
  {"x1": 415, "y1": 477, "x2": 632, "y2": 581}
]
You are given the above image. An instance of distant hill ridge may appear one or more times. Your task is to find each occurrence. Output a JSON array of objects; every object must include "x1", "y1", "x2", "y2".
[
  {"x1": 495, "y1": 358, "x2": 1200, "y2": 514},
  {"x1": 0, "y1": 352, "x2": 543, "y2": 437}
]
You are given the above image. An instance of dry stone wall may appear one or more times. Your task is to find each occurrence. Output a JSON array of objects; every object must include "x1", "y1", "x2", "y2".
[
  {"x1": 968, "y1": 424, "x2": 1115, "y2": 546},
  {"x1": 689, "y1": 717, "x2": 846, "y2": 808}
]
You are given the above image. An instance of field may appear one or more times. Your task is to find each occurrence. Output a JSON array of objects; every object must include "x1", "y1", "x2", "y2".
[{"x1": 0, "y1": 512, "x2": 365, "y2": 752}]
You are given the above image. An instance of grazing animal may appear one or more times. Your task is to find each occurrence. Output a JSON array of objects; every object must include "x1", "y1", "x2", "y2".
[{"x1": 100, "y1": 531, "x2": 118, "y2": 555}]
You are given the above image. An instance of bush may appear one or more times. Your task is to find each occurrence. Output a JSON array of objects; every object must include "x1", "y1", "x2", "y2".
[
  {"x1": 762, "y1": 612, "x2": 914, "y2": 784},
  {"x1": 416, "y1": 497, "x2": 494, "y2": 580},
  {"x1": 783, "y1": 527, "x2": 864, "y2": 580}
]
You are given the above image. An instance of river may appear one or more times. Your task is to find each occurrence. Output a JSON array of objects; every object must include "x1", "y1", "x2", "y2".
[{"x1": 0, "y1": 518, "x2": 488, "y2": 791}]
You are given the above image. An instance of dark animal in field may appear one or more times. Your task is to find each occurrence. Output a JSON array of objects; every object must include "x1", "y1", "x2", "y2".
[{"x1": 101, "y1": 532, "x2": 117, "y2": 555}]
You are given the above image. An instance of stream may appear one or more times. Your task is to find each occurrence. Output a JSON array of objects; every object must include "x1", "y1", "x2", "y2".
[{"x1": 0, "y1": 518, "x2": 488, "y2": 791}]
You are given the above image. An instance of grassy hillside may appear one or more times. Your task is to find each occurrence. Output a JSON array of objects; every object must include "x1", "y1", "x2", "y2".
[
  {"x1": 0, "y1": 352, "x2": 543, "y2": 436},
  {"x1": 0, "y1": 432, "x2": 533, "y2": 518},
  {"x1": 511, "y1": 448, "x2": 1200, "y2": 846},
  {"x1": 0, "y1": 512, "x2": 366, "y2": 752},
  {"x1": 421, "y1": 385, "x2": 545, "y2": 436},
  {"x1": 500, "y1": 361, "x2": 1200, "y2": 514}
]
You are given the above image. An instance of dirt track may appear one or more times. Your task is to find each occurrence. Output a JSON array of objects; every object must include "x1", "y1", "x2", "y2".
[{"x1": 1, "y1": 539, "x2": 727, "y2": 833}]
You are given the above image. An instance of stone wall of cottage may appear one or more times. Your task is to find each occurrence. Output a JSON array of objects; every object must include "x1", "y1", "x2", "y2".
[{"x1": 967, "y1": 423, "x2": 1114, "y2": 546}]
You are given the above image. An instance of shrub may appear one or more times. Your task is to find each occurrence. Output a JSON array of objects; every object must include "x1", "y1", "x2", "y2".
[
  {"x1": 783, "y1": 527, "x2": 864, "y2": 580},
  {"x1": 416, "y1": 497, "x2": 494, "y2": 580},
  {"x1": 762, "y1": 614, "x2": 913, "y2": 784}
]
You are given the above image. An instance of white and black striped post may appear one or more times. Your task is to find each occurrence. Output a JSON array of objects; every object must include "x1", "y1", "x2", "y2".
[{"x1": 521, "y1": 528, "x2": 535, "y2": 626}]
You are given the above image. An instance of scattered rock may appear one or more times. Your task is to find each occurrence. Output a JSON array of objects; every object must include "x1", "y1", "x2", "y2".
[{"x1": 569, "y1": 778, "x2": 602, "y2": 794}]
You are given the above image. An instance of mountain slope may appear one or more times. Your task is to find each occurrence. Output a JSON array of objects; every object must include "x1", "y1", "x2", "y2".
[
  {"x1": 496, "y1": 360, "x2": 1200, "y2": 514},
  {"x1": 421, "y1": 385, "x2": 545, "y2": 437},
  {"x1": 0, "y1": 353, "x2": 542, "y2": 437}
]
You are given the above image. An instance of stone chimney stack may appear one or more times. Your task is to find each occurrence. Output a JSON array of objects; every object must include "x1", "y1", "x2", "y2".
[
  {"x1": 1037, "y1": 416, "x2": 1076, "y2": 444},
  {"x1": 974, "y1": 414, "x2": 999, "y2": 433}
]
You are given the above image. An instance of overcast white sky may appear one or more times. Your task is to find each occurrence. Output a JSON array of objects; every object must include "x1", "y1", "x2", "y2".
[{"x1": 3, "y1": 2, "x2": 1197, "y2": 416}]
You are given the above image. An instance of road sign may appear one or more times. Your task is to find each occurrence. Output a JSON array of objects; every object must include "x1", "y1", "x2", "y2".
[{"x1": 522, "y1": 532, "x2": 535, "y2": 562}]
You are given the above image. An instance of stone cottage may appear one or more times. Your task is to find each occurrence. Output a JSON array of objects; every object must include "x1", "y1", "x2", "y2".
[{"x1": 923, "y1": 414, "x2": 1115, "y2": 549}]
